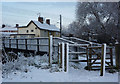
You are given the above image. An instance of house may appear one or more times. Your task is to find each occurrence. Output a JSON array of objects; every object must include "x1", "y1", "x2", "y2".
[
  {"x1": 0, "y1": 24, "x2": 18, "y2": 37},
  {"x1": 17, "y1": 17, "x2": 60, "y2": 38}
]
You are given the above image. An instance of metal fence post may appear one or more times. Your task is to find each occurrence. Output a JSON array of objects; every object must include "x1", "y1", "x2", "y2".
[
  {"x1": 49, "y1": 35, "x2": 53, "y2": 67},
  {"x1": 100, "y1": 43, "x2": 106, "y2": 76}
]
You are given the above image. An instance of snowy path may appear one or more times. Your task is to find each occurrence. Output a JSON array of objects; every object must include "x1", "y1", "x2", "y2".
[{"x1": 3, "y1": 64, "x2": 118, "y2": 82}]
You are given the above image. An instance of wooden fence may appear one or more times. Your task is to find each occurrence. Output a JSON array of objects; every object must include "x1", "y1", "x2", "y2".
[
  {"x1": 2, "y1": 36, "x2": 114, "y2": 76},
  {"x1": 2, "y1": 36, "x2": 74, "y2": 53},
  {"x1": 57, "y1": 42, "x2": 112, "y2": 76}
]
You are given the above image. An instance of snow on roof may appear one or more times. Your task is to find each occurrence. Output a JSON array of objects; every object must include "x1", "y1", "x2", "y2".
[
  {"x1": 32, "y1": 20, "x2": 60, "y2": 32},
  {"x1": 0, "y1": 27, "x2": 18, "y2": 31}
]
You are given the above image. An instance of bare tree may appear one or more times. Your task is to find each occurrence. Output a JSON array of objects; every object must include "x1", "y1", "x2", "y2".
[{"x1": 68, "y1": 2, "x2": 119, "y2": 44}]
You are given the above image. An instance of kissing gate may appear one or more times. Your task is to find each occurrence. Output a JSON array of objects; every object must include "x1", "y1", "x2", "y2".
[{"x1": 48, "y1": 35, "x2": 113, "y2": 76}]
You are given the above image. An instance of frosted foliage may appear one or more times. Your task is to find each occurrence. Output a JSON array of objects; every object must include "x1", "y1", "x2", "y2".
[
  {"x1": 2, "y1": 52, "x2": 49, "y2": 78},
  {"x1": 67, "y1": 2, "x2": 120, "y2": 43}
]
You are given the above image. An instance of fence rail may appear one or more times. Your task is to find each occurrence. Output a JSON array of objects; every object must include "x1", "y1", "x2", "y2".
[{"x1": 2, "y1": 36, "x2": 75, "y2": 53}]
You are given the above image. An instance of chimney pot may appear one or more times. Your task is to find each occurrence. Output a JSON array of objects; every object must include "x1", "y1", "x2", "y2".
[
  {"x1": 46, "y1": 19, "x2": 50, "y2": 25},
  {"x1": 16, "y1": 24, "x2": 19, "y2": 27},
  {"x1": 38, "y1": 17, "x2": 43, "y2": 24},
  {"x1": 2, "y1": 24, "x2": 5, "y2": 28}
]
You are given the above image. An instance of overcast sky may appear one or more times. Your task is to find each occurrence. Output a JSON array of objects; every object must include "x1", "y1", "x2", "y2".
[{"x1": 2, "y1": 2, "x2": 77, "y2": 27}]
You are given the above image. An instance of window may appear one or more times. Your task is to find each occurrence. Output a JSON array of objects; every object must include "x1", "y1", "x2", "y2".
[
  {"x1": 31, "y1": 30, "x2": 34, "y2": 32},
  {"x1": 49, "y1": 32, "x2": 52, "y2": 35},
  {"x1": 35, "y1": 27, "x2": 37, "y2": 29},
  {"x1": 26, "y1": 30, "x2": 29, "y2": 33},
  {"x1": 56, "y1": 32, "x2": 59, "y2": 35}
]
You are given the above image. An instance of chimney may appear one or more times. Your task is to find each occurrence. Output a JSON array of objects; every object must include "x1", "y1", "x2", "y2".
[
  {"x1": 2, "y1": 24, "x2": 5, "y2": 28},
  {"x1": 16, "y1": 24, "x2": 19, "y2": 27},
  {"x1": 46, "y1": 19, "x2": 50, "y2": 25},
  {"x1": 38, "y1": 17, "x2": 43, "y2": 24}
]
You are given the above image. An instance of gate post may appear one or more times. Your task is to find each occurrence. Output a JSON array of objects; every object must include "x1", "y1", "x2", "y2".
[
  {"x1": 115, "y1": 43, "x2": 120, "y2": 70},
  {"x1": 49, "y1": 35, "x2": 53, "y2": 67},
  {"x1": 88, "y1": 43, "x2": 92, "y2": 70},
  {"x1": 58, "y1": 43, "x2": 60, "y2": 65},
  {"x1": 62, "y1": 42, "x2": 65, "y2": 72},
  {"x1": 65, "y1": 43, "x2": 69, "y2": 72},
  {"x1": 100, "y1": 43, "x2": 106, "y2": 76}
]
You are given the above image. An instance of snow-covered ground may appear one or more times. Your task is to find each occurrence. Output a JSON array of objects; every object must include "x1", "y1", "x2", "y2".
[
  {"x1": 2, "y1": 53, "x2": 119, "y2": 82},
  {"x1": 3, "y1": 64, "x2": 118, "y2": 82}
]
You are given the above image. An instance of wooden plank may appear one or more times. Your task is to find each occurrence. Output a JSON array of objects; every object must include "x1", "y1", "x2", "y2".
[
  {"x1": 25, "y1": 39, "x2": 28, "y2": 50},
  {"x1": 58, "y1": 43, "x2": 60, "y2": 65},
  {"x1": 89, "y1": 57, "x2": 110, "y2": 60},
  {"x1": 88, "y1": 46, "x2": 102, "y2": 49},
  {"x1": 86, "y1": 47, "x2": 89, "y2": 67},
  {"x1": 89, "y1": 44, "x2": 92, "y2": 70},
  {"x1": 16, "y1": 39, "x2": 18, "y2": 49},
  {"x1": 89, "y1": 58, "x2": 98, "y2": 66},
  {"x1": 110, "y1": 48, "x2": 113, "y2": 66},
  {"x1": 74, "y1": 46, "x2": 78, "y2": 60},
  {"x1": 69, "y1": 44, "x2": 88, "y2": 47},
  {"x1": 60, "y1": 43, "x2": 62, "y2": 68},
  {"x1": 90, "y1": 62, "x2": 101, "y2": 64},
  {"x1": 69, "y1": 60, "x2": 87, "y2": 62},
  {"x1": 9, "y1": 39, "x2": 11, "y2": 48},
  {"x1": 69, "y1": 52, "x2": 86, "y2": 55},
  {"x1": 2, "y1": 38, "x2": 5, "y2": 48},
  {"x1": 90, "y1": 66, "x2": 111, "y2": 68},
  {"x1": 37, "y1": 39, "x2": 39, "y2": 52}
]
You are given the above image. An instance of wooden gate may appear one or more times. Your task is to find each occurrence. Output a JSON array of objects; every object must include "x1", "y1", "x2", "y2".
[
  {"x1": 57, "y1": 42, "x2": 113, "y2": 76},
  {"x1": 87, "y1": 45, "x2": 113, "y2": 71}
]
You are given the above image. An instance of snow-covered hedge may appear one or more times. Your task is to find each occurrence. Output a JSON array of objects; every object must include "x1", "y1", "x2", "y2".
[{"x1": 2, "y1": 52, "x2": 49, "y2": 78}]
